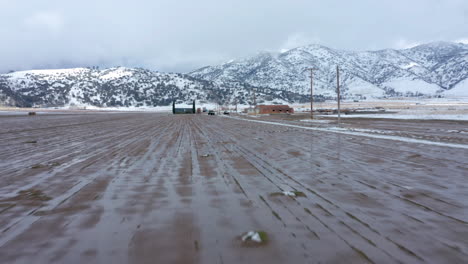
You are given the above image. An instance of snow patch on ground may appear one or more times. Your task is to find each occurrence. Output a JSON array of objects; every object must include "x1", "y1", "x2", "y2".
[
  {"x1": 382, "y1": 78, "x2": 440, "y2": 94},
  {"x1": 401, "y1": 62, "x2": 419, "y2": 69},
  {"x1": 332, "y1": 114, "x2": 468, "y2": 121},
  {"x1": 327, "y1": 127, "x2": 394, "y2": 135},
  {"x1": 345, "y1": 78, "x2": 384, "y2": 97},
  {"x1": 282, "y1": 191, "x2": 296, "y2": 197},
  {"x1": 100, "y1": 68, "x2": 133, "y2": 80},
  {"x1": 299, "y1": 119, "x2": 331, "y2": 123},
  {"x1": 6, "y1": 68, "x2": 89, "y2": 78},
  {"x1": 242, "y1": 231, "x2": 262, "y2": 243},
  {"x1": 444, "y1": 78, "x2": 468, "y2": 97}
]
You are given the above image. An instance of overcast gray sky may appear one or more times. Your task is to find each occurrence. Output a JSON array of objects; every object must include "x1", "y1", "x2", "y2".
[{"x1": 1, "y1": 0, "x2": 467, "y2": 73}]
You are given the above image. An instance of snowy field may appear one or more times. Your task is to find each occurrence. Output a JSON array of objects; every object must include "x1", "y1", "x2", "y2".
[
  {"x1": 1, "y1": 97, "x2": 468, "y2": 119},
  {"x1": 293, "y1": 97, "x2": 468, "y2": 121}
]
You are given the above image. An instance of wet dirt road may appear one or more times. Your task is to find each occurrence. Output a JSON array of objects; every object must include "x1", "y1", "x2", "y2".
[{"x1": 1, "y1": 113, "x2": 468, "y2": 264}]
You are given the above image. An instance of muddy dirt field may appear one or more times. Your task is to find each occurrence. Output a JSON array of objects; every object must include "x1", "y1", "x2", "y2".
[
  {"x1": 1, "y1": 112, "x2": 468, "y2": 264},
  {"x1": 249, "y1": 113, "x2": 468, "y2": 145}
]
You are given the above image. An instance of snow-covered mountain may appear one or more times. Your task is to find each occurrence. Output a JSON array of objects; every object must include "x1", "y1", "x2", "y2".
[
  {"x1": 190, "y1": 41, "x2": 468, "y2": 98},
  {"x1": 1, "y1": 41, "x2": 467, "y2": 108},
  {"x1": 0, "y1": 67, "x2": 306, "y2": 107}
]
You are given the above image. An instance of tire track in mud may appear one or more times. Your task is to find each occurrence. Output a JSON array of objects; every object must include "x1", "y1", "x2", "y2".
[
  {"x1": 216, "y1": 116, "x2": 468, "y2": 262},
  {"x1": 190, "y1": 118, "x2": 278, "y2": 261},
  {"x1": 225, "y1": 145, "x2": 394, "y2": 261},
  {"x1": 0, "y1": 116, "x2": 159, "y2": 179},
  {"x1": 0, "y1": 114, "x2": 131, "y2": 136},
  {"x1": 224, "y1": 129, "x2": 389, "y2": 262},
  {"x1": 71, "y1": 119, "x2": 185, "y2": 263},
  {"x1": 0, "y1": 116, "x2": 167, "y2": 193},
  {"x1": 228, "y1": 117, "x2": 468, "y2": 169},
  {"x1": 0, "y1": 120, "x2": 130, "y2": 159},
  {"x1": 191, "y1": 117, "x2": 294, "y2": 261},
  {"x1": 255, "y1": 120, "x2": 465, "y2": 233},
  {"x1": 185, "y1": 119, "x2": 221, "y2": 263},
  {"x1": 0, "y1": 115, "x2": 176, "y2": 249},
  {"x1": 0, "y1": 117, "x2": 180, "y2": 263},
  {"x1": 246, "y1": 123, "x2": 468, "y2": 224},
  {"x1": 0, "y1": 132, "x2": 119, "y2": 179},
  {"x1": 126, "y1": 118, "x2": 202, "y2": 264},
  {"x1": 222, "y1": 118, "x2": 468, "y2": 223},
  {"x1": 300, "y1": 138, "x2": 466, "y2": 224},
  {"x1": 0, "y1": 116, "x2": 139, "y2": 166},
  {"x1": 238, "y1": 126, "x2": 467, "y2": 225},
  {"x1": 202, "y1": 117, "x2": 432, "y2": 263},
  {"x1": 301, "y1": 141, "x2": 468, "y2": 260},
  {"x1": 196, "y1": 118, "x2": 404, "y2": 263},
  {"x1": 231, "y1": 117, "x2": 468, "y2": 171},
  {"x1": 190, "y1": 119, "x2": 250, "y2": 200},
  {"x1": 1, "y1": 114, "x2": 243, "y2": 263}
]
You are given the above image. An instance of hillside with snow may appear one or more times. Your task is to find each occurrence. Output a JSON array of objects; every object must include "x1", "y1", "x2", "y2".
[
  {"x1": 1, "y1": 41, "x2": 467, "y2": 108},
  {"x1": 0, "y1": 67, "x2": 306, "y2": 107},
  {"x1": 190, "y1": 41, "x2": 468, "y2": 99}
]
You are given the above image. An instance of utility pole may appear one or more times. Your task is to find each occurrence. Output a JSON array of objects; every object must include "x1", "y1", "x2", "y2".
[
  {"x1": 253, "y1": 88, "x2": 257, "y2": 106},
  {"x1": 234, "y1": 98, "x2": 238, "y2": 113},
  {"x1": 252, "y1": 87, "x2": 257, "y2": 115},
  {"x1": 336, "y1": 65, "x2": 341, "y2": 125},
  {"x1": 306, "y1": 68, "x2": 318, "y2": 119}
]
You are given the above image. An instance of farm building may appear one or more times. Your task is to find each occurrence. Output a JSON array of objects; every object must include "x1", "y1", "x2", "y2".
[
  {"x1": 254, "y1": 105, "x2": 294, "y2": 114},
  {"x1": 173, "y1": 101, "x2": 196, "y2": 114}
]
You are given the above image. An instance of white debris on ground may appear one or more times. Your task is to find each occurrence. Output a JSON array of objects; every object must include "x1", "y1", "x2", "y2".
[
  {"x1": 447, "y1": 130, "x2": 468, "y2": 134},
  {"x1": 282, "y1": 191, "x2": 296, "y2": 197},
  {"x1": 327, "y1": 127, "x2": 395, "y2": 135},
  {"x1": 329, "y1": 114, "x2": 468, "y2": 121},
  {"x1": 201, "y1": 154, "x2": 210, "y2": 157},
  {"x1": 242, "y1": 231, "x2": 262, "y2": 243},
  {"x1": 299, "y1": 119, "x2": 331, "y2": 123}
]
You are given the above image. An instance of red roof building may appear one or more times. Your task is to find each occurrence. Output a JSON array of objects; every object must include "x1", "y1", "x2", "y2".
[{"x1": 255, "y1": 105, "x2": 294, "y2": 114}]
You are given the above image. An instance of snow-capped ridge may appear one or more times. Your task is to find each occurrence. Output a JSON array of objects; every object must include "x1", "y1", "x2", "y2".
[
  {"x1": 190, "y1": 41, "x2": 468, "y2": 98},
  {"x1": 0, "y1": 67, "x2": 307, "y2": 108}
]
